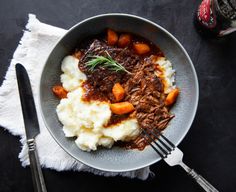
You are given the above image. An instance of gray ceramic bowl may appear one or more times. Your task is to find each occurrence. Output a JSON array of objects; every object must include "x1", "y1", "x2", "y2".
[{"x1": 40, "y1": 13, "x2": 199, "y2": 172}]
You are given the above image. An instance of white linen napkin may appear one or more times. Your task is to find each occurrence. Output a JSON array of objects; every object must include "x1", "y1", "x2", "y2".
[{"x1": 0, "y1": 14, "x2": 152, "y2": 180}]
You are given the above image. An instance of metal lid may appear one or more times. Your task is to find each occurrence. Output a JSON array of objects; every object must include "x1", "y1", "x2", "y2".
[
  {"x1": 217, "y1": 0, "x2": 236, "y2": 20},
  {"x1": 228, "y1": 0, "x2": 236, "y2": 10}
]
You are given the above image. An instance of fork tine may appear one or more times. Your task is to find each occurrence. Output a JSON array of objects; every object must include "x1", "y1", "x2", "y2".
[
  {"x1": 153, "y1": 129, "x2": 175, "y2": 149},
  {"x1": 141, "y1": 132, "x2": 165, "y2": 158},
  {"x1": 142, "y1": 129, "x2": 169, "y2": 158},
  {"x1": 149, "y1": 129, "x2": 173, "y2": 152}
]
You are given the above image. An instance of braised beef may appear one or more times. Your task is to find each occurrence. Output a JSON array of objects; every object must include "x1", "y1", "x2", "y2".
[{"x1": 79, "y1": 39, "x2": 139, "y2": 102}]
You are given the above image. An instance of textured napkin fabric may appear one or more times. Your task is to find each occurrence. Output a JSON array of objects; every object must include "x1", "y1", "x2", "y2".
[{"x1": 0, "y1": 14, "x2": 152, "y2": 180}]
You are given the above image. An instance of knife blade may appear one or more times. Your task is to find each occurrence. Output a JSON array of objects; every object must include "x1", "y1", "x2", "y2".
[
  {"x1": 16, "y1": 63, "x2": 47, "y2": 192},
  {"x1": 16, "y1": 64, "x2": 40, "y2": 139}
]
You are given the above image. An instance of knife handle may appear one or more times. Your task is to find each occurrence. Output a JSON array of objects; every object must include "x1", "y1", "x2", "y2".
[{"x1": 27, "y1": 139, "x2": 47, "y2": 192}]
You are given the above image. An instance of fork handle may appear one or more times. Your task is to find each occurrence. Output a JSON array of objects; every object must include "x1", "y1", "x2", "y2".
[{"x1": 179, "y1": 162, "x2": 219, "y2": 192}]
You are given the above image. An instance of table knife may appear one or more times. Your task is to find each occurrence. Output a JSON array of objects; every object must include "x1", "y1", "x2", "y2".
[{"x1": 16, "y1": 63, "x2": 47, "y2": 192}]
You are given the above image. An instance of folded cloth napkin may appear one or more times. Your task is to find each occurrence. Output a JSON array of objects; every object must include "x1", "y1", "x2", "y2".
[{"x1": 0, "y1": 14, "x2": 152, "y2": 180}]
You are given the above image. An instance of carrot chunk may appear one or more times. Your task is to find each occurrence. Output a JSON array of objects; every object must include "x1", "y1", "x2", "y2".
[
  {"x1": 118, "y1": 34, "x2": 131, "y2": 47},
  {"x1": 112, "y1": 83, "x2": 125, "y2": 102},
  {"x1": 133, "y1": 43, "x2": 150, "y2": 55},
  {"x1": 107, "y1": 29, "x2": 118, "y2": 45},
  {"x1": 73, "y1": 51, "x2": 82, "y2": 59},
  {"x1": 165, "y1": 88, "x2": 179, "y2": 106},
  {"x1": 52, "y1": 85, "x2": 68, "y2": 99},
  {"x1": 110, "y1": 102, "x2": 135, "y2": 115}
]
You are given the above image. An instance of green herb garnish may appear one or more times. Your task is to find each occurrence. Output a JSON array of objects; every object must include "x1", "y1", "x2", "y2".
[{"x1": 85, "y1": 51, "x2": 131, "y2": 74}]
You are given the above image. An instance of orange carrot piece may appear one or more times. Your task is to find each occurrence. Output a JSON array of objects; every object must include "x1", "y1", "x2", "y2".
[
  {"x1": 110, "y1": 102, "x2": 135, "y2": 115},
  {"x1": 74, "y1": 51, "x2": 82, "y2": 59},
  {"x1": 52, "y1": 85, "x2": 68, "y2": 99},
  {"x1": 107, "y1": 29, "x2": 118, "y2": 45},
  {"x1": 133, "y1": 43, "x2": 150, "y2": 55},
  {"x1": 165, "y1": 88, "x2": 179, "y2": 106},
  {"x1": 118, "y1": 34, "x2": 131, "y2": 47},
  {"x1": 112, "y1": 83, "x2": 125, "y2": 102}
]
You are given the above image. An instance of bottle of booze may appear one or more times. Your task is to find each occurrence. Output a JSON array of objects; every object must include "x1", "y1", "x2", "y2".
[{"x1": 194, "y1": 0, "x2": 236, "y2": 37}]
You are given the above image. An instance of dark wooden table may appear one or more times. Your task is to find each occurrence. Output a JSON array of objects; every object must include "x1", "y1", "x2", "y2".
[{"x1": 0, "y1": 0, "x2": 236, "y2": 191}]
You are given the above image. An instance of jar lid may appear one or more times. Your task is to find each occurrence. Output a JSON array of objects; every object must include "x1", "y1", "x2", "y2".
[
  {"x1": 217, "y1": 0, "x2": 236, "y2": 20},
  {"x1": 228, "y1": 0, "x2": 236, "y2": 10}
]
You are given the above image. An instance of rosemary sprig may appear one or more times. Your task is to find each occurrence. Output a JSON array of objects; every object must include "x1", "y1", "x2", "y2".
[{"x1": 85, "y1": 51, "x2": 131, "y2": 74}]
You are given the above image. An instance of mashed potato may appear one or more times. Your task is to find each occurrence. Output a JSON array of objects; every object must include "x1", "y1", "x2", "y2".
[
  {"x1": 154, "y1": 57, "x2": 176, "y2": 94},
  {"x1": 56, "y1": 56, "x2": 140, "y2": 151},
  {"x1": 60, "y1": 56, "x2": 87, "y2": 92}
]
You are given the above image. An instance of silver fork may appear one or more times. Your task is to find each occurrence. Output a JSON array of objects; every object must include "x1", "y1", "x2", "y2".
[{"x1": 142, "y1": 129, "x2": 219, "y2": 192}]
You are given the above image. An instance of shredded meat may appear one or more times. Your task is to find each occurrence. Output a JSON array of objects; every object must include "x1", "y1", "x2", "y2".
[{"x1": 122, "y1": 57, "x2": 174, "y2": 149}]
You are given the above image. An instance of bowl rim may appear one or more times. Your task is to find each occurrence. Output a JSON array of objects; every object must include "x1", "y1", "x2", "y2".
[{"x1": 39, "y1": 13, "x2": 199, "y2": 172}]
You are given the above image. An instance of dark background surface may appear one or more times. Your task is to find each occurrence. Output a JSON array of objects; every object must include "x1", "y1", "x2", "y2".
[{"x1": 0, "y1": 0, "x2": 236, "y2": 191}]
